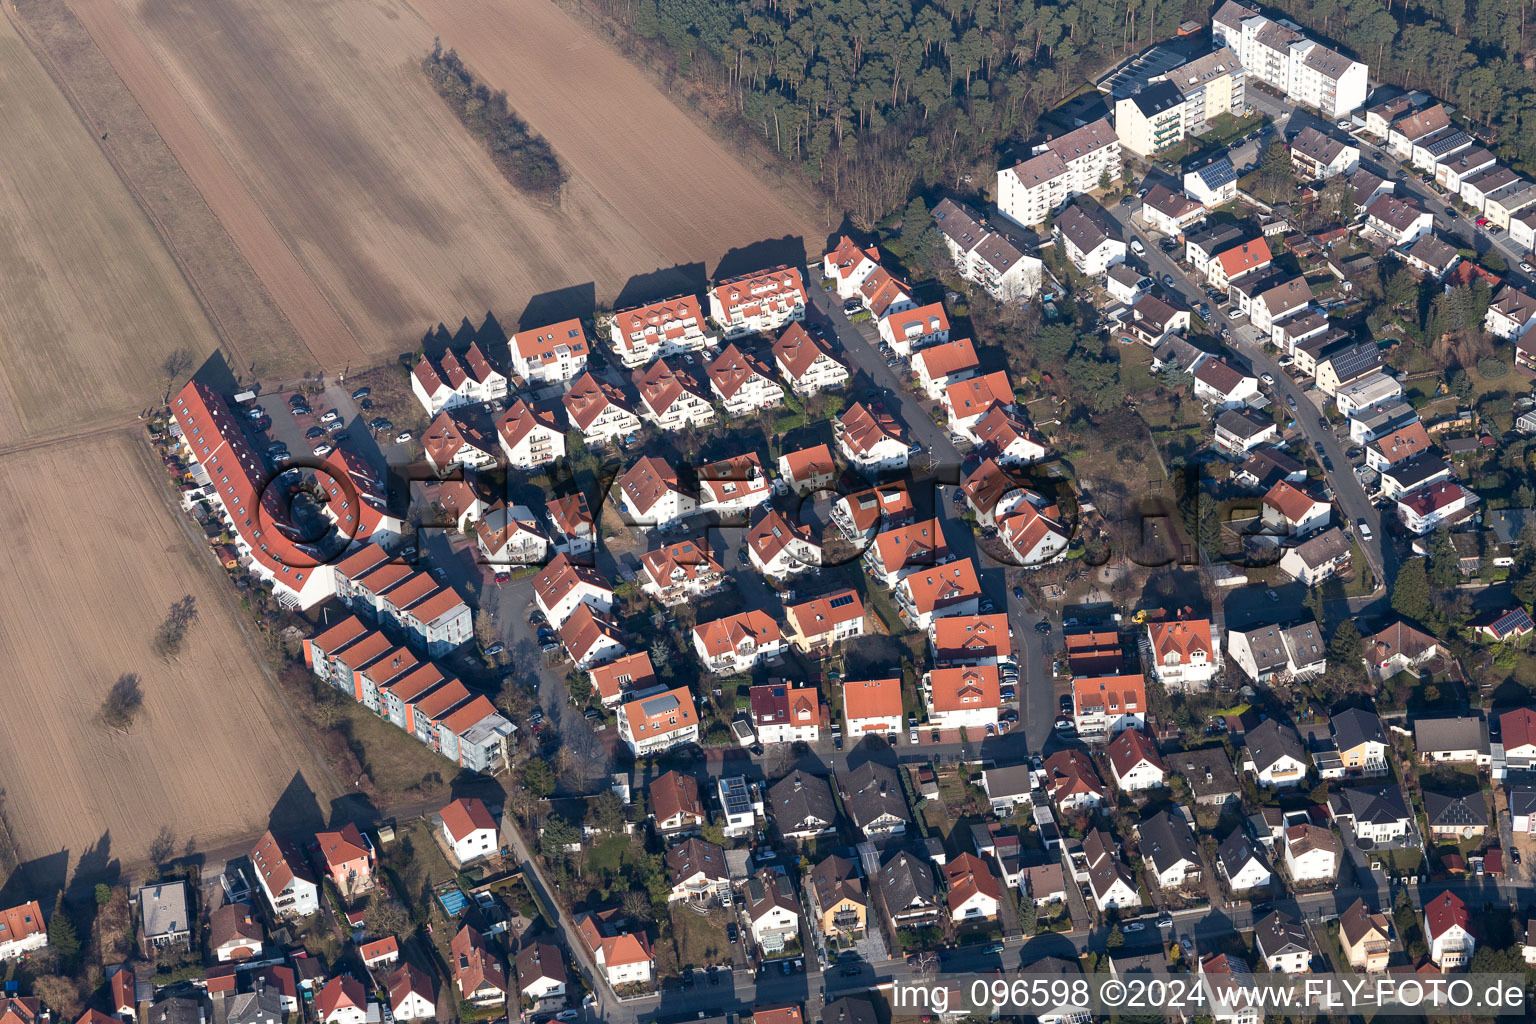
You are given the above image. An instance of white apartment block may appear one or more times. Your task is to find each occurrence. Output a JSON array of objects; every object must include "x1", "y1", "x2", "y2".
[
  {"x1": 709, "y1": 266, "x2": 807, "y2": 338},
  {"x1": 997, "y1": 118, "x2": 1121, "y2": 228},
  {"x1": 509, "y1": 319, "x2": 589, "y2": 386},
  {"x1": 607, "y1": 294, "x2": 719, "y2": 368}
]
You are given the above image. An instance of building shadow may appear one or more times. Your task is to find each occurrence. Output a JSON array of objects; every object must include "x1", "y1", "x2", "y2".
[
  {"x1": 613, "y1": 264, "x2": 709, "y2": 310},
  {"x1": 518, "y1": 284, "x2": 599, "y2": 331},
  {"x1": 714, "y1": 236, "x2": 810, "y2": 279},
  {"x1": 267, "y1": 771, "x2": 327, "y2": 836}
]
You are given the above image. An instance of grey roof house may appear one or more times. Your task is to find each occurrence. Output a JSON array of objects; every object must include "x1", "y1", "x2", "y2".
[
  {"x1": 838, "y1": 761, "x2": 910, "y2": 839},
  {"x1": 768, "y1": 771, "x2": 838, "y2": 840},
  {"x1": 878, "y1": 848, "x2": 940, "y2": 928},
  {"x1": 138, "y1": 881, "x2": 192, "y2": 952}
]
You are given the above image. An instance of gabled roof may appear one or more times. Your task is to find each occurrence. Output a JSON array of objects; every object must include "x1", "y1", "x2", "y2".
[
  {"x1": 633, "y1": 358, "x2": 709, "y2": 416},
  {"x1": 1138, "y1": 810, "x2": 1200, "y2": 874},
  {"x1": 879, "y1": 849, "x2": 937, "y2": 910},
  {"x1": 251, "y1": 831, "x2": 316, "y2": 896},
  {"x1": 316, "y1": 976, "x2": 366, "y2": 1019},
  {"x1": 1423, "y1": 891, "x2": 1471, "y2": 942},
  {"x1": 773, "y1": 323, "x2": 843, "y2": 381},
  {"x1": 1263, "y1": 479, "x2": 1323, "y2": 522},
  {"x1": 1330, "y1": 783, "x2": 1411, "y2": 827},
  {"x1": 450, "y1": 922, "x2": 507, "y2": 996},
  {"x1": 843, "y1": 677, "x2": 902, "y2": 723},
  {"x1": 1332, "y1": 707, "x2": 1386, "y2": 752},
  {"x1": 1148, "y1": 619, "x2": 1213, "y2": 664},
  {"x1": 943, "y1": 852, "x2": 1001, "y2": 911},
  {"x1": 693, "y1": 610, "x2": 782, "y2": 658},
  {"x1": 838, "y1": 402, "x2": 907, "y2": 455},
  {"x1": 1246, "y1": 718, "x2": 1307, "y2": 773},
  {"x1": 1217, "y1": 830, "x2": 1264, "y2": 879},
  {"x1": 1254, "y1": 910, "x2": 1311, "y2": 960},
  {"x1": 1339, "y1": 897, "x2": 1391, "y2": 948},
  {"x1": 786, "y1": 589, "x2": 864, "y2": 639},
  {"x1": 707, "y1": 343, "x2": 779, "y2": 399},
  {"x1": 839, "y1": 761, "x2": 910, "y2": 830},
  {"x1": 666, "y1": 837, "x2": 728, "y2": 885},
  {"x1": 562, "y1": 372, "x2": 636, "y2": 431},
  {"x1": 621, "y1": 686, "x2": 698, "y2": 741},
  {"x1": 768, "y1": 771, "x2": 837, "y2": 831},
  {"x1": 1215, "y1": 238, "x2": 1272, "y2": 278},
  {"x1": 650, "y1": 770, "x2": 704, "y2": 825},
  {"x1": 1413, "y1": 715, "x2": 1490, "y2": 754},
  {"x1": 440, "y1": 797, "x2": 496, "y2": 841},
  {"x1": 898, "y1": 560, "x2": 983, "y2": 614},
  {"x1": 1500, "y1": 707, "x2": 1536, "y2": 752},
  {"x1": 610, "y1": 294, "x2": 708, "y2": 357},
  {"x1": 1108, "y1": 728, "x2": 1163, "y2": 779},
  {"x1": 618, "y1": 456, "x2": 687, "y2": 515},
  {"x1": 1366, "y1": 193, "x2": 1429, "y2": 232}
]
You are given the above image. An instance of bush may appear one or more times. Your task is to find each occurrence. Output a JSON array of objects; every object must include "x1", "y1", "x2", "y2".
[{"x1": 1477, "y1": 356, "x2": 1508, "y2": 379}]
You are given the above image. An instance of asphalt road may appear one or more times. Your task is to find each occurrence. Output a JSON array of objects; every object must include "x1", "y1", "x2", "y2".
[{"x1": 1103, "y1": 200, "x2": 1392, "y2": 594}]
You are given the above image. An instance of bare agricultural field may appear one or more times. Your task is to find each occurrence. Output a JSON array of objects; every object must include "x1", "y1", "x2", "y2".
[
  {"x1": 55, "y1": 0, "x2": 822, "y2": 373},
  {"x1": 0, "y1": 13, "x2": 220, "y2": 445},
  {"x1": 0, "y1": 433, "x2": 336, "y2": 881}
]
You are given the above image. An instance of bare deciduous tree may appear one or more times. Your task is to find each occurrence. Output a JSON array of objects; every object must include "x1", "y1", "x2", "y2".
[
  {"x1": 160, "y1": 348, "x2": 195, "y2": 404},
  {"x1": 100, "y1": 673, "x2": 144, "y2": 730}
]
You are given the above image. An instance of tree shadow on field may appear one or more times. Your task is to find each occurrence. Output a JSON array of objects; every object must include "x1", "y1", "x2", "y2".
[
  {"x1": 517, "y1": 283, "x2": 597, "y2": 331},
  {"x1": 714, "y1": 235, "x2": 809, "y2": 279},
  {"x1": 266, "y1": 771, "x2": 326, "y2": 836},
  {"x1": 612, "y1": 263, "x2": 708, "y2": 310}
]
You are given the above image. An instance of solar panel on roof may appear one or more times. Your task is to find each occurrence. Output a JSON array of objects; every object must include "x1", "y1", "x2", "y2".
[{"x1": 829, "y1": 594, "x2": 855, "y2": 608}]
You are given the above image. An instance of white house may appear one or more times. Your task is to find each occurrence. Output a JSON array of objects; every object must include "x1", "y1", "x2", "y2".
[
  {"x1": 925, "y1": 665, "x2": 1001, "y2": 731},
  {"x1": 944, "y1": 371, "x2": 1016, "y2": 440},
  {"x1": 843, "y1": 677, "x2": 903, "y2": 739},
  {"x1": 697, "y1": 452, "x2": 771, "y2": 516},
  {"x1": 1397, "y1": 481, "x2": 1477, "y2": 535},
  {"x1": 532, "y1": 553, "x2": 614, "y2": 627},
  {"x1": 971, "y1": 407, "x2": 1048, "y2": 465},
  {"x1": 836, "y1": 402, "x2": 910, "y2": 473},
  {"x1": 710, "y1": 266, "x2": 807, "y2": 338},
  {"x1": 318, "y1": 977, "x2": 372, "y2": 1024},
  {"x1": 639, "y1": 539, "x2": 725, "y2": 606},
  {"x1": 1289, "y1": 126, "x2": 1359, "y2": 179},
  {"x1": 1183, "y1": 157, "x2": 1238, "y2": 208},
  {"x1": 439, "y1": 798, "x2": 499, "y2": 864},
  {"x1": 1364, "y1": 194, "x2": 1434, "y2": 246},
  {"x1": 944, "y1": 854, "x2": 1002, "y2": 923},
  {"x1": 930, "y1": 198, "x2": 1044, "y2": 300},
  {"x1": 692, "y1": 610, "x2": 786, "y2": 675},
  {"x1": 1253, "y1": 912, "x2": 1311, "y2": 974},
  {"x1": 608, "y1": 294, "x2": 718, "y2": 368},
  {"x1": 772, "y1": 323, "x2": 849, "y2": 396},
  {"x1": 617, "y1": 456, "x2": 696, "y2": 529},
  {"x1": 1282, "y1": 824, "x2": 1339, "y2": 883},
  {"x1": 559, "y1": 603, "x2": 627, "y2": 670},
  {"x1": 1192, "y1": 355, "x2": 1261, "y2": 409},
  {"x1": 1106, "y1": 728, "x2": 1165, "y2": 792},
  {"x1": 1245, "y1": 719, "x2": 1310, "y2": 788},
  {"x1": 1486, "y1": 285, "x2": 1536, "y2": 341},
  {"x1": 387, "y1": 964, "x2": 436, "y2": 1022},
  {"x1": 422, "y1": 411, "x2": 500, "y2": 475},
  {"x1": 634, "y1": 359, "x2": 717, "y2": 432},
  {"x1": 475, "y1": 504, "x2": 550, "y2": 567},
  {"x1": 707, "y1": 344, "x2": 785, "y2": 417},
  {"x1": 411, "y1": 342, "x2": 507, "y2": 415},
  {"x1": 509, "y1": 319, "x2": 589, "y2": 386},
  {"x1": 823, "y1": 236, "x2": 882, "y2": 298},
  {"x1": 0, "y1": 901, "x2": 47, "y2": 961},
  {"x1": 495, "y1": 399, "x2": 565, "y2": 470},
  {"x1": 1146, "y1": 619, "x2": 1218, "y2": 691},
  {"x1": 562, "y1": 372, "x2": 642, "y2": 446},
  {"x1": 1053, "y1": 202, "x2": 1127, "y2": 276},
  {"x1": 746, "y1": 508, "x2": 821, "y2": 579},
  {"x1": 1249, "y1": 278, "x2": 1314, "y2": 336},
  {"x1": 250, "y1": 831, "x2": 319, "y2": 919},
  {"x1": 912, "y1": 337, "x2": 979, "y2": 400},
  {"x1": 1218, "y1": 832, "x2": 1272, "y2": 892},
  {"x1": 1424, "y1": 892, "x2": 1475, "y2": 970},
  {"x1": 619, "y1": 686, "x2": 700, "y2": 756},
  {"x1": 878, "y1": 302, "x2": 950, "y2": 357},
  {"x1": 745, "y1": 871, "x2": 802, "y2": 951}
]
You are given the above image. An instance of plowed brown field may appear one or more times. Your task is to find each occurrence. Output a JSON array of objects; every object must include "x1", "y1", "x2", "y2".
[
  {"x1": 56, "y1": 0, "x2": 822, "y2": 370},
  {"x1": 0, "y1": 434, "x2": 336, "y2": 877}
]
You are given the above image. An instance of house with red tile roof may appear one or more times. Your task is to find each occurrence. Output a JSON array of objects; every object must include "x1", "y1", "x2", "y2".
[
  {"x1": 495, "y1": 399, "x2": 564, "y2": 470},
  {"x1": 359, "y1": 936, "x2": 399, "y2": 969},
  {"x1": 1107, "y1": 729, "x2": 1166, "y2": 792},
  {"x1": 639, "y1": 539, "x2": 726, "y2": 606},
  {"x1": 710, "y1": 266, "x2": 807, "y2": 338},
  {"x1": 559, "y1": 602, "x2": 627, "y2": 670},
  {"x1": 707, "y1": 344, "x2": 785, "y2": 417},
  {"x1": 836, "y1": 403, "x2": 910, "y2": 473},
  {"x1": 1072, "y1": 674, "x2": 1146, "y2": 741},
  {"x1": 784, "y1": 590, "x2": 866, "y2": 654},
  {"x1": 926, "y1": 665, "x2": 1001, "y2": 731},
  {"x1": 514, "y1": 942, "x2": 568, "y2": 1008},
  {"x1": 998, "y1": 500, "x2": 1070, "y2": 566},
  {"x1": 545, "y1": 492, "x2": 595, "y2": 558},
  {"x1": 697, "y1": 452, "x2": 772, "y2": 515},
  {"x1": 608, "y1": 294, "x2": 718, "y2": 368},
  {"x1": 776, "y1": 443, "x2": 838, "y2": 494},
  {"x1": 439, "y1": 798, "x2": 499, "y2": 864},
  {"x1": 411, "y1": 341, "x2": 508, "y2": 415},
  {"x1": 1206, "y1": 237, "x2": 1272, "y2": 289},
  {"x1": 865, "y1": 518, "x2": 949, "y2": 587},
  {"x1": 450, "y1": 923, "x2": 507, "y2": 1005},
  {"x1": 476, "y1": 504, "x2": 550, "y2": 567},
  {"x1": 0, "y1": 902, "x2": 46, "y2": 961},
  {"x1": 1500, "y1": 707, "x2": 1536, "y2": 771},
  {"x1": 943, "y1": 853, "x2": 1001, "y2": 922},
  {"x1": 746, "y1": 508, "x2": 821, "y2": 579},
  {"x1": 313, "y1": 823, "x2": 375, "y2": 896},
  {"x1": 575, "y1": 911, "x2": 655, "y2": 987},
  {"x1": 649, "y1": 770, "x2": 707, "y2": 833},
  {"x1": 832, "y1": 483, "x2": 915, "y2": 543},
  {"x1": 693, "y1": 610, "x2": 786, "y2": 675},
  {"x1": 772, "y1": 323, "x2": 848, "y2": 396},
  {"x1": 1146, "y1": 619, "x2": 1219, "y2": 691},
  {"x1": 1262, "y1": 480, "x2": 1331, "y2": 537},
  {"x1": 1043, "y1": 750, "x2": 1106, "y2": 812},
  {"x1": 895, "y1": 560, "x2": 983, "y2": 630},
  {"x1": 509, "y1": 319, "x2": 589, "y2": 385},
  {"x1": 857, "y1": 266, "x2": 916, "y2": 318},
  {"x1": 562, "y1": 372, "x2": 641, "y2": 445},
  {"x1": 929, "y1": 614, "x2": 1011, "y2": 665},
  {"x1": 842, "y1": 678, "x2": 903, "y2": 738},
  {"x1": 532, "y1": 552, "x2": 614, "y2": 627},
  {"x1": 970, "y1": 406, "x2": 1048, "y2": 465},
  {"x1": 945, "y1": 371, "x2": 1016, "y2": 439},
  {"x1": 750, "y1": 683, "x2": 825, "y2": 743},
  {"x1": 317, "y1": 975, "x2": 371, "y2": 1024},
  {"x1": 823, "y1": 236, "x2": 883, "y2": 299},
  {"x1": 1424, "y1": 891, "x2": 1475, "y2": 969},
  {"x1": 620, "y1": 686, "x2": 700, "y2": 756},
  {"x1": 617, "y1": 456, "x2": 696, "y2": 528},
  {"x1": 1397, "y1": 480, "x2": 1477, "y2": 534},
  {"x1": 878, "y1": 301, "x2": 951, "y2": 357},
  {"x1": 250, "y1": 832, "x2": 319, "y2": 918},
  {"x1": 386, "y1": 963, "x2": 435, "y2": 1021},
  {"x1": 912, "y1": 337, "x2": 979, "y2": 400},
  {"x1": 589, "y1": 651, "x2": 659, "y2": 708},
  {"x1": 423, "y1": 410, "x2": 500, "y2": 474},
  {"x1": 633, "y1": 358, "x2": 717, "y2": 432}
]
